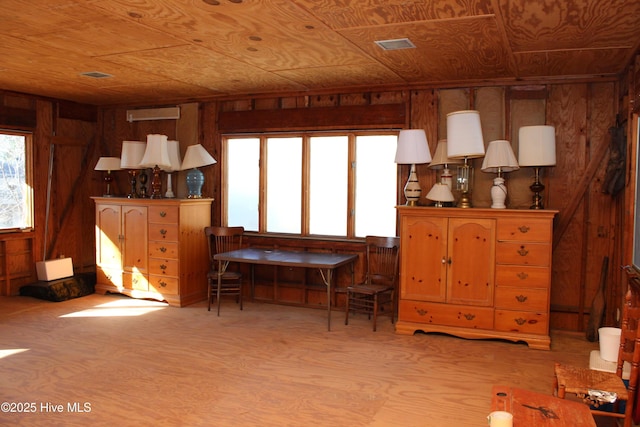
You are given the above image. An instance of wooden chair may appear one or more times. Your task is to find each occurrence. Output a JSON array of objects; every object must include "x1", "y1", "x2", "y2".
[
  {"x1": 345, "y1": 236, "x2": 399, "y2": 331},
  {"x1": 553, "y1": 268, "x2": 640, "y2": 427},
  {"x1": 205, "y1": 226, "x2": 244, "y2": 316}
]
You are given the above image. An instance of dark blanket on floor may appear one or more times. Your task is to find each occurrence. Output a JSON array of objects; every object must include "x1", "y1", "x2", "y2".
[{"x1": 19, "y1": 273, "x2": 96, "y2": 302}]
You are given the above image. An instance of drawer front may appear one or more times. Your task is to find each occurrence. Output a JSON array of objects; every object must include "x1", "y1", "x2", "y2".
[
  {"x1": 494, "y1": 309, "x2": 549, "y2": 335},
  {"x1": 97, "y1": 266, "x2": 123, "y2": 288},
  {"x1": 494, "y1": 287, "x2": 548, "y2": 311},
  {"x1": 148, "y1": 274, "x2": 179, "y2": 295},
  {"x1": 149, "y1": 258, "x2": 179, "y2": 277},
  {"x1": 497, "y1": 218, "x2": 551, "y2": 242},
  {"x1": 495, "y1": 265, "x2": 550, "y2": 288},
  {"x1": 399, "y1": 300, "x2": 494, "y2": 330},
  {"x1": 496, "y1": 242, "x2": 550, "y2": 266},
  {"x1": 148, "y1": 206, "x2": 179, "y2": 224},
  {"x1": 149, "y1": 241, "x2": 179, "y2": 260},
  {"x1": 123, "y1": 271, "x2": 149, "y2": 291},
  {"x1": 148, "y1": 223, "x2": 179, "y2": 242}
]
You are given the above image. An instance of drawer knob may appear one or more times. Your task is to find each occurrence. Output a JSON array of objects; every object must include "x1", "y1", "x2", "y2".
[
  {"x1": 160, "y1": 246, "x2": 167, "y2": 253},
  {"x1": 518, "y1": 225, "x2": 530, "y2": 233},
  {"x1": 160, "y1": 229, "x2": 167, "y2": 237},
  {"x1": 517, "y1": 246, "x2": 529, "y2": 256},
  {"x1": 515, "y1": 317, "x2": 527, "y2": 325},
  {"x1": 515, "y1": 295, "x2": 528, "y2": 303},
  {"x1": 160, "y1": 264, "x2": 167, "y2": 271},
  {"x1": 160, "y1": 211, "x2": 167, "y2": 217},
  {"x1": 517, "y1": 272, "x2": 528, "y2": 280},
  {"x1": 158, "y1": 280, "x2": 167, "y2": 288}
]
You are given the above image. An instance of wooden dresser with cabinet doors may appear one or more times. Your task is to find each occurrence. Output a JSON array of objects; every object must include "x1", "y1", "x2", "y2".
[
  {"x1": 396, "y1": 207, "x2": 557, "y2": 350},
  {"x1": 93, "y1": 197, "x2": 212, "y2": 307}
]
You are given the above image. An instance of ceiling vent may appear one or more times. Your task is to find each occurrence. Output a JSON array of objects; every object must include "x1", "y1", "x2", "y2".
[
  {"x1": 374, "y1": 38, "x2": 416, "y2": 51},
  {"x1": 80, "y1": 71, "x2": 113, "y2": 79}
]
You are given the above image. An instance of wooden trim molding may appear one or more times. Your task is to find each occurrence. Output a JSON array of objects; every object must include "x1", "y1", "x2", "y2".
[{"x1": 218, "y1": 103, "x2": 406, "y2": 133}]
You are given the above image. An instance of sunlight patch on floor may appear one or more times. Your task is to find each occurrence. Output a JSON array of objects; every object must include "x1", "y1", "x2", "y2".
[
  {"x1": 59, "y1": 298, "x2": 168, "y2": 318},
  {"x1": 0, "y1": 348, "x2": 29, "y2": 359}
]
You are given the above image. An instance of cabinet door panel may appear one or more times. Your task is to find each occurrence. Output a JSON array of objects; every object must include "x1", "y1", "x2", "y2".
[
  {"x1": 122, "y1": 205, "x2": 148, "y2": 274},
  {"x1": 400, "y1": 215, "x2": 448, "y2": 302},
  {"x1": 96, "y1": 204, "x2": 121, "y2": 270},
  {"x1": 447, "y1": 218, "x2": 495, "y2": 306}
]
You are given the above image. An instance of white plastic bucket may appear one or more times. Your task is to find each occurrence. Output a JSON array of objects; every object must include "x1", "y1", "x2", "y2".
[{"x1": 599, "y1": 327, "x2": 622, "y2": 362}]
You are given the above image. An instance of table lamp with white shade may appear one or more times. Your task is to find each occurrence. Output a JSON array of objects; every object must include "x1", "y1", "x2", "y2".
[
  {"x1": 481, "y1": 140, "x2": 519, "y2": 209},
  {"x1": 426, "y1": 182, "x2": 455, "y2": 207},
  {"x1": 394, "y1": 129, "x2": 432, "y2": 206},
  {"x1": 429, "y1": 139, "x2": 462, "y2": 191},
  {"x1": 181, "y1": 144, "x2": 217, "y2": 198},
  {"x1": 139, "y1": 134, "x2": 171, "y2": 199},
  {"x1": 94, "y1": 157, "x2": 121, "y2": 197},
  {"x1": 120, "y1": 140, "x2": 146, "y2": 198},
  {"x1": 518, "y1": 125, "x2": 556, "y2": 209},
  {"x1": 447, "y1": 110, "x2": 485, "y2": 208},
  {"x1": 162, "y1": 140, "x2": 182, "y2": 198}
]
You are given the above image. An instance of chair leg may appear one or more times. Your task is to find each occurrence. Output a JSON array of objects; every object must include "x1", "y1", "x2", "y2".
[
  {"x1": 390, "y1": 290, "x2": 395, "y2": 325},
  {"x1": 217, "y1": 278, "x2": 222, "y2": 317},
  {"x1": 345, "y1": 291, "x2": 350, "y2": 325},
  {"x1": 239, "y1": 281, "x2": 243, "y2": 311},
  {"x1": 553, "y1": 363, "x2": 565, "y2": 398},
  {"x1": 372, "y1": 294, "x2": 378, "y2": 332},
  {"x1": 207, "y1": 278, "x2": 212, "y2": 312}
]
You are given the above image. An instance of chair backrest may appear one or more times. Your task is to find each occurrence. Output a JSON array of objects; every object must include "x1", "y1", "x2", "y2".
[
  {"x1": 617, "y1": 267, "x2": 640, "y2": 421},
  {"x1": 364, "y1": 236, "x2": 400, "y2": 287},
  {"x1": 204, "y1": 226, "x2": 244, "y2": 262}
]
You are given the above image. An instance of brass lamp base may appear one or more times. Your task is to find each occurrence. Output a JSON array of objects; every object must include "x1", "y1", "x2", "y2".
[{"x1": 458, "y1": 190, "x2": 472, "y2": 208}]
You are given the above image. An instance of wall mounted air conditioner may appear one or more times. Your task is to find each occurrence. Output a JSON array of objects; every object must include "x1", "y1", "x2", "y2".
[{"x1": 126, "y1": 107, "x2": 180, "y2": 122}]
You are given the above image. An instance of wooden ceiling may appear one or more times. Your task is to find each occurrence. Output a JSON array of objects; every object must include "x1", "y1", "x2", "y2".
[{"x1": 1, "y1": 0, "x2": 639, "y2": 106}]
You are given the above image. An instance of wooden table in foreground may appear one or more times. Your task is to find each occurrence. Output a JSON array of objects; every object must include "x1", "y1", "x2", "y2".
[
  {"x1": 213, "y1": 248, "x2": 357, "y2": 331},
  {"x1": 491, "y1": 385, "x2": 596, "y2": 426}
]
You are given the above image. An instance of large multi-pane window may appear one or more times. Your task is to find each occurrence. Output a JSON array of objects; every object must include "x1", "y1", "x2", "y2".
[
  {"x1": 224, "y1": 132, "x2": 397, "y2": 238},
  {"x1": 0, "y1": 131, "x2": 33, "y2": 231}
]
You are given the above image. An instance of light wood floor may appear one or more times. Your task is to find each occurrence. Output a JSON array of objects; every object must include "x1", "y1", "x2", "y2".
[{"x1": 0, "y1": 293, "x2": 602, "y2": 426}]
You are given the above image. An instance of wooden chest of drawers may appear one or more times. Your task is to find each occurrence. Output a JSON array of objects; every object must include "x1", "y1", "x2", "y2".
[
  {"x1": 396, "y1": 207, "x2": 557, "y2": 350},
  {"x1": 93, "y1": 197, "x2": 212, "y2": 307}
]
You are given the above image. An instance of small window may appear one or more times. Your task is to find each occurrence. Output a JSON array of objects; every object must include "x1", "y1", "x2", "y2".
[{"x1": 0, "y1": 131, "x2": 33, "y2": 231}]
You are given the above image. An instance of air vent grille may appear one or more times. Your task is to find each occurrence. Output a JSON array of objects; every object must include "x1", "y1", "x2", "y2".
[{"x1": 374, "y1": 38, "x2": 416, "y2": 51}]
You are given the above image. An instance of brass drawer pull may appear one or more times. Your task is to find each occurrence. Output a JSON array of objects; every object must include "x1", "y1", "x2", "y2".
[
  {"x1": 160, "y1": 229, "x2": 167, "y2": 237},
  {"x1": 517, "y1": 272, "x2": 528, "y2": 280},
  {"x1": 160, "y1": 264, "x2": 167, "y2": 271},
  {"x1": 463, "y1": 313, "x2": 475, "y2": 321},
  {"x1": 517, "y1": 246, "x2": 529, "y2": 256},
  {"x1": 515, "y1": 317, "x2": 526, "y2": 325},
  {"x1": 416, "y1": 308, "x2": 428, "y2": 316},
  {"x1": 518, "y1": 225, "x2": 530, "y2": 233},
  {"x1": 160, "y1": 246, "x2": 167, "y2": 253},
  {"x1": 158, "y1": 280, "x2": 167, "y2": 288},
  {"x1": 160, "y1": 211, "x2": 167, "y2": 217},
  {"x1": 515, "y1": 295, "x2": 528, "y2": 303}
]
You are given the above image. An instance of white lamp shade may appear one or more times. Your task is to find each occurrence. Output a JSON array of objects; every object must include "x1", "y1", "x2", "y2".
[
  {"x1": 446, "y1": 110, "x2": 485, "y2": 159},
  {"x1": 394, "y1": 129, "x2": 432, "y2": 164},
  {"x1": 139, "y1": 134, "x2": 171, "y2": 168},
  {"x1": 426, "y1": 182, "x2": 455, "y2": 202},
  {"x1": 181, "y1": 144, "x2": 217, "y2": 170},
  {"x1": 481, "y1": 140, "x2": 520, "y2": 173},
  {"x1": 95, "y1": 157, "x2": 121, "y2": 171},
  {"x1": 518, "y1": 125, "x2": 556, "y2": 166},
  {"x1": 162, "y1": 140, "x2": 182, "y2": 172},
  {"x1": 429, "y1": 139, "x2": 462, "y2": 169},
  {"x1": 120, "y1": 141, "x2": 146, "y2": 169}
]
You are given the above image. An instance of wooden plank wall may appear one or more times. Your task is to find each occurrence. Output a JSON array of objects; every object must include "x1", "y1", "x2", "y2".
[{"x1": 0, "y1": 64, "x2": 633, "y2": 334}]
